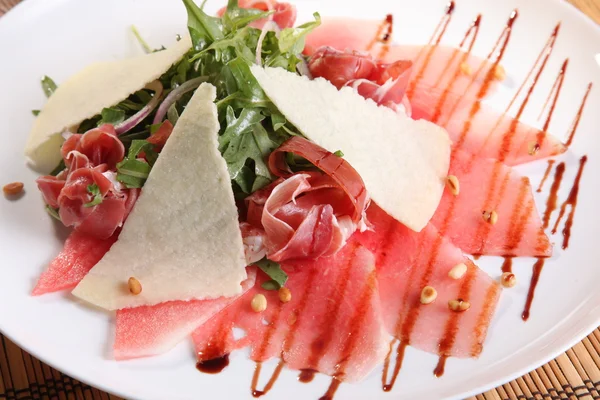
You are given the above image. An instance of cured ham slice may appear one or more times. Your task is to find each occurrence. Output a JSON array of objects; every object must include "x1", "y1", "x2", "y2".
[
  {"x1": 432, "y1": 149, "x2": 551, "y2": 257},
  {"x1": 355, "y1": 204, "x2": 500, "y2": 358},
  {"x1": 409, "y1": 84, "x2": 566, "y2": 165},
  {"x1": 192, "y1": 242, "x2": 388, "y2": 382},
  {"x1": 305, "y1": 17, "x2": 501, "y2": 99},
  {"x1": 114, "y1": 268, "x2": 257, "y2": 360},
  {"x1": 32, "y1": 230, "x2": 117, "y2": 295},
  {"x1": 308, "y1": 46, "x2": 413, "y2": 108}
]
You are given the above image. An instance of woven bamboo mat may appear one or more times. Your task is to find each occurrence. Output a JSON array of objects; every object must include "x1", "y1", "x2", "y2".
[{"x1": 1, "y1": 0, "x2": 600, "y2": 399}]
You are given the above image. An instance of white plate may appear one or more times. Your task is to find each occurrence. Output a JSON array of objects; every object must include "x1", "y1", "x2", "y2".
[{"x1": 1, "y1": 0, "x2": 599, "y2": 399}]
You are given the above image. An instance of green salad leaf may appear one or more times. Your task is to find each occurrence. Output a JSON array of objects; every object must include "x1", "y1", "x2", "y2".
[
  {"x1": 99, "y1": 107, "x2": 126, "y2": 126},
  {"x1": 84, "y1": 184, "x2": 103, "y2": 208},
  {"x1": 256, "y1": 258, "x2": 288, "y2": 290},
  {"x1": 174, "y1": 0, "x2": 320, "y2": 195},
  {"x1": 45, "y1": 205, "x2": 61, "y2": 221},
  {"x1": 41, "y1": 76, "x2": 57, "y2": 98},
  {"x1": 278, "y1": 13, "x2": 321, "y2": 54}
]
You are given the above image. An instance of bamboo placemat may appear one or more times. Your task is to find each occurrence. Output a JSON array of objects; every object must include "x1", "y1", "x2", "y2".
[{"x1": 1, "y1": 0, "x2": 600, "y2": 399}]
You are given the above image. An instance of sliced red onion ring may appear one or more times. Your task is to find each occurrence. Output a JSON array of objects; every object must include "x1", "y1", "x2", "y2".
[
  {"x1": 152, "y1": 77, "x2": 207, "y2": 125},
  {"x1": 114, "y1": 80, "x2": 164, "y2": 135},
  {"x1": 256, "y1": 21, "x2": 281, "y2": 66}
]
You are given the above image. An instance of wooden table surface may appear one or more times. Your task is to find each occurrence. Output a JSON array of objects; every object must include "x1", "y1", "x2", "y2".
[{"x1": 0, "y1": 1, "x2": 598, "y2": 400}]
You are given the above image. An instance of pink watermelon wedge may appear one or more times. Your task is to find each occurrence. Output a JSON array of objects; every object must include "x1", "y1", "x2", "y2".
[
  {"x1": 192, "y1": 242, "x2": 388, "y2": 383},
  {"x1": 32, "y1": 230, "x2": 116, "y2": 296},
  {"x1": 355, "y1": 204, "x2": 501, "y2": 358},
  {"x1": 113, "y1": 268, "x2": 257, "y2": 360}
]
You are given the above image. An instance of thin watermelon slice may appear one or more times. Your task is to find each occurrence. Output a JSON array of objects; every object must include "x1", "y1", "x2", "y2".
[
  {"x1": 113, "y1": 268, "x2": 257, "y2": 360},
  {"x1": 432, "y1": 149, "x2": 551, "y2": 257},
  {"x1": 409, "y1": 84, "x2": 566, "y2": 165},
  {"x1": 32, "y1": 230, "x2": 116, "y2": 296},
  {"x1": 192, "y1": 242, "x2": 388, "y2": 382},
  {"x1": 355, "y1": 204, "x2": 501, "y2": 358}
]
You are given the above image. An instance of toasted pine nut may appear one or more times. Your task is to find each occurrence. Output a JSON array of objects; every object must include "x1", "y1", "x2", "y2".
[
  {"x1": 448, "y1": 299, "x2": 471, "y2": 312},
  {"x1": 446, "y1": 175, "x2": 460, "y2": 196},
  {"x1": 501, "y1": 272, "x2": 517, "y2": 288},
  {"x1": 482, "y1": 210, "x2": 498, "y2": 225},
  {"x1": 3, "y1": 182, "x2": 24, "y2": 196},
  {"x1": 420, "y1": 286, "x2": 438, "y2": 305},
  {"x1": 128, "y1": 277, "x2": 142, "y2": 295},
  {"x1": 251, "y1": 294, "x2": 267, "y2": 312},
  {"x1": 278, "y1": 287, "x2": 292, "y2": 303},
  {"x1": 459, "y1": 62, "x2": 472, "y2": 76},
  {"x1": 494, "y1": 65, "x2": 506, "y2": 81},
  {"x1": 448, "y1": 263, "x2": 468, "y2": 280},
  {"x1": 528, "y1": 142, "x2": 540, "y2": 155}
]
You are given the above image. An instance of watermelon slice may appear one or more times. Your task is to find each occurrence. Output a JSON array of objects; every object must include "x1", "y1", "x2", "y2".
[
  {"x1": 355, "y1": 204, "x2": 501, "y2": 358},
  {"x1": 192, "y1": 242, "x2": 388, "y2": 382},
  {"x1": 32, "y1": 230, "x2": 116, "y2": 296},
  {"x1": 113, "y1": 268, "x2": 257, "y2": 360},
  {"x1": 409, "y1": 84, "x2": 566, "y2": 165},
  {"x1": 432, "y1": 149, "x2": 551, "y2": 257}
]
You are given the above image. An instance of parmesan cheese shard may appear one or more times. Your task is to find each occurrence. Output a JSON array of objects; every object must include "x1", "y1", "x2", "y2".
[
  {"x1": 250, "y1": 66, "x2": 451, "y2": 232},
  {"x1": 72, "y1": 83, "x2": 247, "y2": 310},
  {"x1": 25, "y1": 36, "x2": 192, "y2": 172}
]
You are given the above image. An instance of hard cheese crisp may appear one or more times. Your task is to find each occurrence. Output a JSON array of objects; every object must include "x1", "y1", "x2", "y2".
[
  {"x1": 25, "y1": 36, "x2": 192, "y2": 172},
  {"x1": 72, "y1": 83, "x2": 247, "y2": 310},
  {"x1": 251, "y1": 66, "x2": 451, "y2": 232}
]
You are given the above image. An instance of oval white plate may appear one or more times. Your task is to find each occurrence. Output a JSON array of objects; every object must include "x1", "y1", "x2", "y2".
[{"x1": 1, "y1": 0, "x2": 599, "y2": 399}]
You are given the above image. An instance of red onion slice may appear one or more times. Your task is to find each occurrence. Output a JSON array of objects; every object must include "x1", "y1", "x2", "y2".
[
  {"x1": 114, "y1": 81, "x2": 164, "y2": 136},
  {"x1": 256, "y1": 21, "x2": 281, "y2": 65},
  {"x1": 152, "y1": 77, "x2": 207, "y2": 125}
]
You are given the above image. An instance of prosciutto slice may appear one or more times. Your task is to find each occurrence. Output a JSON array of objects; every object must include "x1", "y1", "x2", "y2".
[
  {"x1": 309, "y1": 46, "x2": 413, "y2": 108},
  {"x1": 32, "y1": 230, "x2": 117, "y2": 295},
  {"x1": 432, "y1": 149, "x2": 551, "y2": 257},
  {"x1": 114, "y1": 268, "x2": 257, "y2": 360},
  {"x1": 355, "y1": 204, "x2": 500, "y2": 358},
  {"x1": 192, "y1": 242, "x2": 388, "y2": 382},
  {"x1": 305, "y1": 17, "x2": 501, "y2": 99}
]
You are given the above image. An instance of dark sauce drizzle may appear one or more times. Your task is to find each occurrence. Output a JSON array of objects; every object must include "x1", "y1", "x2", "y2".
[
  {"x1": 565, "y1": 83, "x2": 593, "y2": 147},
  {"x1": 381, "y1": 340, "x2": 407, "y2": 391},
  {"x1": 196, "y1": 354, "x2": 230, "y2": 374},
  {"x1": 552, "y1": 156, "x2": 588, "y2": 249},
  {"x1": 298, "y1": 369, "x2": 317, "y2": 383},
  {"x1": 542, "y1": 162, "x2": 565, "y2": 229},
  {"x1": 537, "y1": 160, "x2": 555, "y2": 193},
  {"x1": 522, "y1": 258, "x2": 544, "y2": 321}
]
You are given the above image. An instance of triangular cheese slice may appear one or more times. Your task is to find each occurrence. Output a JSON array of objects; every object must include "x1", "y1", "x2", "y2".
[
  {"x1": 250, "y1": 66, "x2": 451, "y2": 232},
  {"x1": 72, "y1": 83, "x2": 247, "y2": 310},
  {"x1": 26, "y1": 36, "x2": 192, "y2": 172}
]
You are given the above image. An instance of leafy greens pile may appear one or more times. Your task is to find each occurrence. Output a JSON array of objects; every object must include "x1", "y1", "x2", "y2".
[{"x1": 179, "y1": 0, "x2": 320, "y2": 195}]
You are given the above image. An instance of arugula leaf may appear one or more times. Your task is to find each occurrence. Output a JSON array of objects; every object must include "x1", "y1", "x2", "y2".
[
  {"x1": 41, "y1": 76, "x2": 57, "y2": 98},
  {"x1": 45, "y1": 205, "x2": 61, "y2": 221},
  {"x1": 270, "y1": 111, "x2": 286, "y2": 131},
  {"x1": 182, "y1": 0, "x2": 224, "y2": 51},
  {"x1": 49, "y1": 159, "x2": 66, "y2": 176},
  {"x1": 129, "y1": 139, "x2": 159, "y2": 166},
  {"x1": 279, "y1": 13, "x2": 321, "y2": 54},
  {"x1": 255, "y1": 258, "x2": 288, "y2": 289},
  {"x1": 84, "y1": 184, "x2": 103, "y2": 208},
  {"x1": 116, "y1": 158, "x2": 151, "y2": 188},
  {"x1": 98, "y1": 107, "x2": 125, "y2": 126},
  {"x1": 219, "y1": 106, "x2": 265, "y2": 151},
  {"x1": 222, "y1": 0, "x2": 273, "y2": 33},
  {"x1": 32, "y1": 110, "x2": 40, "y2": 116},
  {"x1": 333, "y1": 150, "x2": 344, "y2": 157}
]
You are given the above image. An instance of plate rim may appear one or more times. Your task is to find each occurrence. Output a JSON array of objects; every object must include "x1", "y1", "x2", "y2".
[{"x1": 0, "y1": 0, "x2": 599, "y2": 399}]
